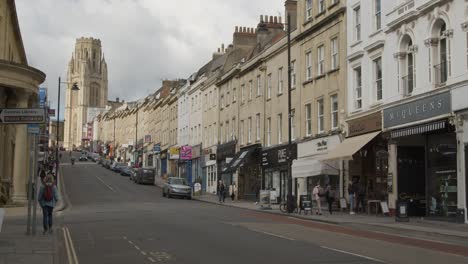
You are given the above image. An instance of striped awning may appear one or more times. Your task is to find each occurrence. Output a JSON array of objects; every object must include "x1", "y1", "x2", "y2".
[{"x1": 390, "y1": 120, "x2": 446, "y2": 138}]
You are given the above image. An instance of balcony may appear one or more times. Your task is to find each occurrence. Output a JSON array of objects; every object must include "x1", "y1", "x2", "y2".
[
  {"x1": 434, "y1": 61, "x2": 447, "y2": 86},
  {"x1": 402, "y1": 74, "x2": 414, "y2": 96}
]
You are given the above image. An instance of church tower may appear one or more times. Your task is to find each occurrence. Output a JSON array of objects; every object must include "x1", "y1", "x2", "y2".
[{"x1": 64, "y1": 37, "x2": 108, "y2": 150}]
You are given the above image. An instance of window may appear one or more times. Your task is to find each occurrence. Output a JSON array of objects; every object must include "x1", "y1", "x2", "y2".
[
  {"x1": 306, "y1": 0, "x2": 313, "y2": 20},
  {"x1": 233, "y1": 87, "x2": 237, "y2": 103},
  {"x1": 437, "y1": 22, "x2": 448, "y2": 84},
  {"x1": 354, "y1": 6, "x2": 361, "y2": 41},
  {"x1": 291, "y1": 109, "x2": 296, "y2": 141},
  {"x1": 220, "y1": 124, "x2": 224, "y2": 144},
  {"x1": 220, "y1": 95, "x2": 225, "y2": 108},
  {"x1": 318, "y1": 0, "x2": 325, "y2": 13},
  {"x1": 331, "y1": 95, "x2": 338, "y2": 130},
  {"x1": 306, "y1": 51, "x2": 312, "y2": 80},
  {"x1": 277, "y1": 114, "x2": 283, "y2": 144},
  {"x1": 278, "y1": 68, "x2": 283, "y2": 94},
  {"x1": 267, "y1": 74, "x2": 272, "y2": 99},
  {"x1": 249, "y1": 80, "x2": 253, "y2": 100},
  {"x1": 305, "y1": 104, "x2": 312, "y2": 136},
  {"x1": 375, "y1": 0, "x2": 381, "y2": 30},
  {"x1": 232, "y1": 118, "x2": 236, "y2": 140},
  {"x1": 256, "y1": 75, "x2": 262, "y2": 96},
  {"x1": 331, "y1": 38, "x2": 339, "y2": 70},
  {"x1": 225, "y1": 121, "x2": 229, "y2": 143},
  {"x1": 317, "y1": 45, "x2": 325, "y2": 75},
  {"x1": 354, "y1": 66, "x2": 362, "y2": 109},
  {"x1": 267, "y1": 118, "x2": 271, "y2": 146},
  {"x1": 374, "y1": 57, "x2": 382, "y2": 101},
  {"x1": 213, "y1": 123, "x2": 217, "y2": 143},
  {"x1": 241, "y1": 84, "x2": 245, "y2": 102},
  {"x1": 291, "y1": 60, "x2": 296, "y2": 88},
  {"x1": 256, "y1": 113, "x2": 261, "y2": 141},
  {"x1": 317, "y1": 99, "x2": 324, "y2": 133},
  {"x1": 240, "y1": 120, "x2": 244, "y2": 145},
  {"x1": 247, "y1": 117, "x2": 252, "y2": 143}
]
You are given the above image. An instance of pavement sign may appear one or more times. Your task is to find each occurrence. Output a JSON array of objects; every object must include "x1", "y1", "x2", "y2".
[{"x1": 0, "y1": 108, "x2": 45, "y2": 124}]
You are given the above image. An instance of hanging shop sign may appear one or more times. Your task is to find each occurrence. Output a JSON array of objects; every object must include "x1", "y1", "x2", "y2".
[
  {"x1": 153, "y1": 144, "x2": 161, "y2": 153},
  {"x1": 169, "y1": 147, "x2": 180, "y2": 160},
  {"x1": 180, "y1": 146, "x2": 192, "y2": 160},
  {"x1": 348, "y1": 112, "x2": 382, "y2": 137},
  {"x1": 144, "y1": 135, "x2": 152, "y2": 143},
  {"x1": 383, "y1": 91, "x2": 451, "y2": 128}
]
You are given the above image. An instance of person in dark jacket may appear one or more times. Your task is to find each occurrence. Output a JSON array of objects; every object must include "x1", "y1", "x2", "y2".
[
  {"x1": 324, "y1": 184, "x2": 335, "y2": 215},
  {"x1": 217, "y1": 180, "x2": 226, "y2": 203},
  {"x1": 38, "y1": 174, "x2": 59, "y2": 235}
]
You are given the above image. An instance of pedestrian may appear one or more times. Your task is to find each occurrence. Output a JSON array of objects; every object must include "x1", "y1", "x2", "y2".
[
  {"x1": 325, "y1": 184, "x2": 335, "y2": 215},
  {"x1": 38, "y1": 174, "x2": 59, "y2": 235},
  {"x1": 312, "y1": 182, "x2": 322, "y2": 215},
  {"x1": 348, "y1": 182, "x2": 355, "y2": 215},
  {"x1": 217, "y1": 180, "x2": 226, "y2": 203},
  {"x1": 229, "y1": 183, "x2": 236, "y2": 202},
  {"x1": 355, "y1": 179, "x2": 366, "y2": 213}
]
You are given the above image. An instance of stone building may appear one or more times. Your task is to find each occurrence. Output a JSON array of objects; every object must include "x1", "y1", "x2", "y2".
[
  {"x1": 64, "y1": 37, "x2": 108, "y2": 150},
  {"x1": 0, "y1": 0, "x2": 46, "y2": 204}
]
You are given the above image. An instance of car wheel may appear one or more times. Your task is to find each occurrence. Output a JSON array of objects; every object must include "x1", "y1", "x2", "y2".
[
  {"x1": 162, "y1": 191, "x2": 166, "y2": 197},
  {"x1": 167, "y1": 192, "x2": 171, "y2": 199},
  {"x1": 187, "y1": 196, "x2": 192, "y2": 200}
]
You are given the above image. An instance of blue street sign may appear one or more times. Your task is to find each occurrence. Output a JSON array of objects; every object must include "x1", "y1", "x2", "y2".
[
  {"x1": 39, "y1": 88, "x2": 47, "y2": 107},
  {"x1": 27, "y1": 124, "x2": 40, "y2": 134}
]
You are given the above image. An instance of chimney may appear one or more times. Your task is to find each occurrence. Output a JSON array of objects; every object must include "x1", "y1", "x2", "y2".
[
  {"x1": 233, "y1": 25, "x2": 257, "y2": 48},
  {"x1": 285, "y1": 0, "x2": 298, "y2": 31},
  {"x1": 116, "y1": 97, "x2": 120, "y2": 103}
]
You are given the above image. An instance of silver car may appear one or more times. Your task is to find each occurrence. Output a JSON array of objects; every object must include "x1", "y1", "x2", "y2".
[{"x1": 162, "y1": 177, "x2": 192, "y2": 199}]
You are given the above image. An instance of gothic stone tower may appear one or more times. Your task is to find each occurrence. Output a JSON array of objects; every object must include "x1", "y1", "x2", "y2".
[{"x1": 64, "y1": 37, "x2": 108, "y2": 150}]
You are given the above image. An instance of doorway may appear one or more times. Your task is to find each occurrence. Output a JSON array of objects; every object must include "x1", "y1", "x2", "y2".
[{"x1": 397, "y1": 146, "x2": 426, "y2": 216}]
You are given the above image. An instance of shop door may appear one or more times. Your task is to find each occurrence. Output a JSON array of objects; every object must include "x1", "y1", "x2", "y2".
[
  {"x1": 187, "y1": 161, "x2": 193, "y2": 185},
  {"x1": 161, "y1": 158, "x2": 167, "y2": 176},
  {"x1": 397, "y1": 146, "x2": 426, "y2": 217},
  {"x1": 280, "y1": 171, "x2": 288, "y2": 202}
]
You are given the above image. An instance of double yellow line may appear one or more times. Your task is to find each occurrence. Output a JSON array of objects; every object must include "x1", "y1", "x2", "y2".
[{"x1": 62, "y1": 227, "x2": 79, "y2": 264}]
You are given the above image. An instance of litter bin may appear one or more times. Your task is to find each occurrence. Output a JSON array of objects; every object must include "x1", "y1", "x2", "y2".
[
  {"x1": 456, "y1": 209, "x2": 465, "y2": 224},
  {"x1": 396, "y1": 199, "x2": 409, "y2": 222}
]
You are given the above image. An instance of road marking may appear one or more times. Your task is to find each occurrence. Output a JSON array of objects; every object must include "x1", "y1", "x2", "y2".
[
  {"x1": 248, "y1": 228, "x2": 296, "y2": 241},
  {"x1": 95, "y1": 175, "x2": 116, "y2": 192},
  {"x1": 128, "y1": 240, "x2": 134, "y2": 245},
  {"x1": 141, "y1": 251, "x2": 147, "y2": 256},
  {"x1": 147, "y1": 257, "x2": 156, "y2": 263},
  {"x1": 123, "y1": 236, "x2": 127, "y2": 240},
  {"x1": 62, "y1": 227, "x2": 80, "y2": 264},
  {"x1": 321, "y1": 246, "x2": 386, "y2": 263},
  {"x1": 134, "y1": 245, "x2": 140, "y2": 250}
]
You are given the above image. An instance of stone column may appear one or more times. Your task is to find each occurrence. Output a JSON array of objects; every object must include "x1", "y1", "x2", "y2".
[
  {"x1": 387, "y1": 142, "x2": 398, "y2": 216},
  {"x1": 11, "y1": 92, "x2": 31, "y2": 204}
]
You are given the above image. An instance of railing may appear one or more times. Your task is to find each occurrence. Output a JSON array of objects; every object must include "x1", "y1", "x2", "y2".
[
  {"x1": 434, "y1": 61, "x2": 447, "y2": 86},
  {"x1": 402, "y1": 74, "x2": 414, "y2": 96}
]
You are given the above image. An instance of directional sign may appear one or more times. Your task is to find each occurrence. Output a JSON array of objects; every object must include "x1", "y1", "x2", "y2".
[
  {"x1": 0, "y1": 108, "x2": 45, "y2": 124},
  {"x1": 27, "y1": 124, "x2": 40, "y2": 134}
]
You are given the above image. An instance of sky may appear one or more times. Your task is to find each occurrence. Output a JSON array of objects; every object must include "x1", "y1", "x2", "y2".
[{"x1": 15, "y1": 0, "x2": 284, "y2": 120}]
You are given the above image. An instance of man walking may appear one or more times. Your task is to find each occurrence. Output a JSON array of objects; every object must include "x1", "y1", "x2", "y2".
[
  {"x1": 217, "y1": 180, "x2": 226, "y2": 203},
  {"x1": 38, "y1": 174, "x2": 59, "y2": 234}
]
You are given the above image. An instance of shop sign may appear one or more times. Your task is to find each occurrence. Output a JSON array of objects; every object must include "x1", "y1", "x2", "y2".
[
  {"x1": 261, "y1": 143, "x2": 297, "y2": 168},
  {"x1": 153, "y1": 144, "x2": 161, "y2": 153},
  {"x1": 298, "y1": 135, "x2": 340, "y2": 157},
  {"x1": 144, "y1": 135, "x2": 152, "y2": 143},
  {"x1": 169, "y1": 147, "x2": 179, "y2": 160},
  {"x1": 203, "y1": 148, "x2": 212, "y2": 155},
  {"x1": 383, "y1": 91, "x2": 451, "y2": 128},
  {"x1": 180, "y1": 146, "x2": 192, "y2": 160},
  {"x1": 210, "y1": 154, "x2": 216, "y2": 160},
  {"x1": 192, "y1": 145, "x2": 201, "y2": 159},
  {"x1": 348, "y1": 112, "x2": 382, "y2": 137}
]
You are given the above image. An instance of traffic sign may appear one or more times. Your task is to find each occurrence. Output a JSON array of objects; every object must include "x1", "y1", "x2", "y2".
[
  {"x1": 0, "y1": 108, "x2": 45, "y2": 124},
  {"x1": 27, "y1": 124, "x2": 40, "y2": 134}
]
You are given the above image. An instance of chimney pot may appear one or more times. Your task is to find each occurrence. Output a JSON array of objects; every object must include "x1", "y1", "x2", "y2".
[
  {"x1": 243, "y1": 26, "x2": 247, "y2": 33},
  {"x1": 116, "y1": 97, "x2": 120, "y2": 102},
  {"x1": 270, "y1": 16, "x2": 273, "y2": 23},
  {"x1": 235, "y1": 26, "x2": 238, "y2": 32},
  {"x1": 279, "y1": 16, "x2": 282, "y2": 24},
  {"x1": 260, "y1": 15, "x2": 263, "y2": 22},
  {"x1": 218, "y1": 48, "x2": 221, "y2": 52},
  {"x1": 221, "y1": 43, "x2": 225, "y2": 52},
  {"x1": 274, "y1": 16, "x2": 278, "y2": 23}
]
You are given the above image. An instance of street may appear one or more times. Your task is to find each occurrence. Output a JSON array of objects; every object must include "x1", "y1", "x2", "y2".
[{"x1": 54, "y1": 154, "x2": 468, "y2": 264}]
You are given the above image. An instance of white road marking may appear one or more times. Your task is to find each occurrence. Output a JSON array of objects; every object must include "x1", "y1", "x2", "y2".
[
  {"x1": 95, "y1": 175, "x2": 116, "y2": 192},
  {"x1": 128, "y1": 240, "x2": 134, "y2": 245},
  {"x1": 321, "y1": 246, "x2": 386, "y2": 263},
  {"x1": 123, "y1": 236, "x2": 127, "y2": 240},
  {"x1": 248, "y1": 228, "x2": 296, "y2": 241},
  {"x1": 134, "y1": 245, "x2": 140, "y2": 250},
  {"x1": 147, "y1": 257, "x2": 156, "y2": 263},
  {"x1": 62, "y1": 227, "x2": 80, "y2": 264},
  {"x1": 141, "y1": 251, "x2": 147, "y2": 256}
]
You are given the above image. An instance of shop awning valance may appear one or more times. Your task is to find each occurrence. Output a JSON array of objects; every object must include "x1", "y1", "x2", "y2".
[
  {"x1": 292, "y1": 155, "x2": 339, "y2": 178},
  {"x1": 390, "y1": 120, "x2": 446, "y2": 139},
  {"x1": 222, "y1": 148, "x2": 254, "y2": 174},
  {"x1": 320, "y1": 131, "x2": 381, "y2": 161}
]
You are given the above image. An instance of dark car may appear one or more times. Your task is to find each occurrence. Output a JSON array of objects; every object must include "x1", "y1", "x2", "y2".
[
  {"x1": 120, "y1": 166, "x2": 132, "y2": 176},
  {"x1": 103, "y1": 160, "x2": 112, "y2": 169},
  {"x1": 163, "y1": 177, "x2": 192, "y2": 199},
  {"x1": 134, "y1": 168, "x2": 155, "y2": 185},
  {"x1": 110, "y1": 162, "x2": 125, "y2": 173}
]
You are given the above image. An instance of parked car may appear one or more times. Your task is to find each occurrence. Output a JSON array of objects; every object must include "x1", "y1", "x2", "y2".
[
  {"x1": 78, "y1": 155, "x2": 88, "y2": 161},
  {"x1": 134, "y1": 168, "x2": 155, "y2": 185},
  {"x1": 163, "y1": 177, "x2": 192, "y2": 199},
  {"x1": 103, "y1": 160, "x2": 112, "y2": 169},
  {"x1": 120, "y1": 166, "x2": 132, "y2": 176},
  {"x1": 112, "y1": 163, "x2": 126, "y2": 173},
  {"x1": 129, "y1": 168, "x2": 139, "y2": 181},
  {"x1": 96, "y1": 156, "x2": 102, "y2": 164}
]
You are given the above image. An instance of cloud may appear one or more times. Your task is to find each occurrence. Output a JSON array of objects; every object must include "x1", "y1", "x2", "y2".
[{"x1": 15, "y1": 0, "x2": 284, "y2": 119}]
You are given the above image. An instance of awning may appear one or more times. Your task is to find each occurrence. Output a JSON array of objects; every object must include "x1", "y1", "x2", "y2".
[
  {"x1": 292, "y1": 154, "x2": 339, "y2": 178},
  {"x1": 320, "y1": 131, "x2": 381, "y2": 161},
  {"x1": 222, "y1": 149, "x2": 254, "y2": 174},
  {"x1": 390, "y1": 120, "x2": 446, "y2": 138}
]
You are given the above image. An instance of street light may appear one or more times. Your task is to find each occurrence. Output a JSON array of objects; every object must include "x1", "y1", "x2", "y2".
[
  {"x1": 286, "y1": 14, "x2": 294, "y2": 213},
  {"x1": 56, "y1": 76, "x2": 79, "y2": 181}
]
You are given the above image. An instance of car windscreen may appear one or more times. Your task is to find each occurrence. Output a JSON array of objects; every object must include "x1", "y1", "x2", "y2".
[{"x1": 170, "y1": 178, "x2": 187, "y2": 185}]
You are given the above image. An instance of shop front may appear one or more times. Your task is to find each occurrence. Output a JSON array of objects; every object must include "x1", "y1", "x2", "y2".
[
  {"x1": 224, "y1": 144, "x2": 261, "y2": 201},
  {"x1": 191, "y1": 144, "x2": 203, "y2": 187},
  {"x1": 217, "y1": 140, "x2": 237, "y2": 186},
  {"x1": 321, "y1": 112, "x2": 387, "y2": 212},
  {"x1": 203, "y1": 147, "x2": 217, "y2": 194},
  {"x1": 262, "y1": 143, "x2": 297, "y2": 204},
  {"x1": 452, "y1": 84, "x2": 468, "y2": 223},
  {"x1": 178, "y1": 145, "x2": 192, "y2": 184},
  {"x1": 168, "y1": 146, "x2": 179, "y2": 178},
  {"x1": 292, "y1": 136, "x2": 340, "y2": 200},
  {"x1": 384, "y1": 91, "x2": 459, "y2": 221},
  {"x1": 160, "y1": 150, "x2": 168, "y2": 178}
]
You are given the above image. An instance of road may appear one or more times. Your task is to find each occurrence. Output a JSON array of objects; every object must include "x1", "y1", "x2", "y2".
[{"x1": 55, "y1": 153, "x2": 468, "y2": 264}]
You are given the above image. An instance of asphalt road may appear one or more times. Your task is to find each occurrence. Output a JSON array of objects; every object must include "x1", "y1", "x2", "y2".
[{"x1": 55, "y1": 153, "x2": 468, "y2": 264}]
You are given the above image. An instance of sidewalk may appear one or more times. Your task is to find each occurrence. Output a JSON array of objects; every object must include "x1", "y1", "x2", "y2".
[{"x1": 193, "y1": 194, "x2": 468, "y2": 239}]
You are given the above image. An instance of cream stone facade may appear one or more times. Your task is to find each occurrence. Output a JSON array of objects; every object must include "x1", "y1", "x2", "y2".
[
  {"x1": 64, "y1": 37, "x2": 108, "y2": 150},
  {"x1": 0, "y1": 0, "x2": 46, "y2": 204}
]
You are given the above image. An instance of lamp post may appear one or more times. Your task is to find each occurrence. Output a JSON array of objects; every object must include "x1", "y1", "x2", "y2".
[
  {"x1": 56, "y1": 77, "x2": 79, "y2": 181},
  {"x1": 286, "y1": 14, "x2": 294, "y2": 213}
]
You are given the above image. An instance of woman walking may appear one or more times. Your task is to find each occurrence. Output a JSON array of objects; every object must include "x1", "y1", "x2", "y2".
[
  {"x1": 312, "y1": 182, "x2": 322, "y2": 215},
  {"x1": 38, "y1": 174, "x2": 59, "y2": 235}
]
